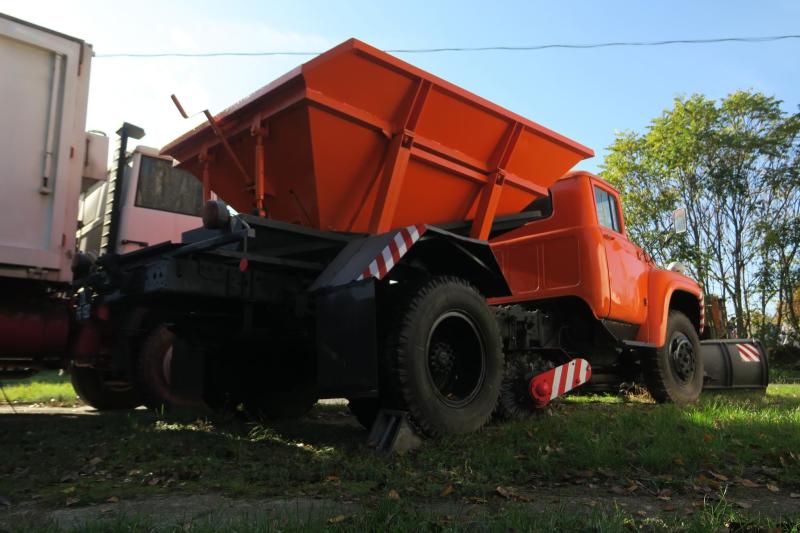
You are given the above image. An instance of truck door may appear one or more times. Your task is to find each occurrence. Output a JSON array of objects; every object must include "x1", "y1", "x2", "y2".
[{"x1": 594, "y1": 184, "x2": 648, "y2": 325}]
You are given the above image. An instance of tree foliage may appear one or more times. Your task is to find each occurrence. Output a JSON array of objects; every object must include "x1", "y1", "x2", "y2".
[{"x1": 602, "y1": 91, "x2": 800, "y2": 340}]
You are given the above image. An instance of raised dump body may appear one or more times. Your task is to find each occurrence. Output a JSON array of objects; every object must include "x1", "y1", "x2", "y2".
[{"x1": 162, "y1": 39, "x2": 593, "y2": 239}]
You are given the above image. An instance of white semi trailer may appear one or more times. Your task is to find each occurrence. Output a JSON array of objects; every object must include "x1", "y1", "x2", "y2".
[{"x1": 0, "y1": 13, "x2": 202, "y2": 407}]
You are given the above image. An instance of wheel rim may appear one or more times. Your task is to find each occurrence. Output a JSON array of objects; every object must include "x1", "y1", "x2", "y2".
[
  {"x1": 668, "y1": 332, "x2": 696, "y2": 383},
  {"x1": 425, "y1": 311, "x2": 486, "y2": 408}
]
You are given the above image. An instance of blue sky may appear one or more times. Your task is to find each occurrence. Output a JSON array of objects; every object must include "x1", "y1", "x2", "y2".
[{"x1": 2, "y1": 0, "x2": 798, "y2": 172}]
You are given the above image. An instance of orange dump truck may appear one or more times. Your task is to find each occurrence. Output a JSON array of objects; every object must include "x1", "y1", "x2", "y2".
[{"x1": 70, "y1": 39, "x2": 767, "y2": 436}]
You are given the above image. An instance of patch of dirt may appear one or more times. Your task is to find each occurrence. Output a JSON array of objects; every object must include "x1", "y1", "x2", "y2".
[
  {"x1": 1, "y1": 494, "x2": 359, "y2": 530},
  {"x1": 2, "y1": 486, "x2": 798, "y2": 530}
]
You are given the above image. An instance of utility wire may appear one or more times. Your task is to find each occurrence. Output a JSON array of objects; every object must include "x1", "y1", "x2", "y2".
[{"x1": 96, "y1": 34, "x2": 800, "y2": 58}]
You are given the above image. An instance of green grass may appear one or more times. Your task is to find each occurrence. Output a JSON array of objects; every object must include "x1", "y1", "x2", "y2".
[
  {"x1": 0, "y1": 370, "x2": 78, "y2": 405},
  {"x1": 1, "y1": 385, "x2": 798, "y2": 527},
  {"x1": 772, "y1": 365, "x2": 800, "y2": 383}
]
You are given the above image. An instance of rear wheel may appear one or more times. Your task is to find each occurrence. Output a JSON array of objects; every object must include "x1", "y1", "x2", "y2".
[
  {"x1": 385, "y1": 276, "x2": 503, "y2": 437},
  {"x1": 70, "y1": 366, "x2": 141, "y2": 410},
  {"x1": 134, "y1": 324, "x2": 192, "y2": 411},
  {"x1": 643, "y1": 311, "x2": 703, "y2": 404}
]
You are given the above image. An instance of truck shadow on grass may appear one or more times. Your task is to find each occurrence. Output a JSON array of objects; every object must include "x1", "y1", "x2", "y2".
[{"x1": 1, "y1": 387, "x2": 798, "y2": 517}]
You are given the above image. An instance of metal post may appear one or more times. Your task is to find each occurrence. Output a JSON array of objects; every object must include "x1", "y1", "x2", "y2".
[{"x1": 106, "y1": 122, "x2": 144, "y2": 254}]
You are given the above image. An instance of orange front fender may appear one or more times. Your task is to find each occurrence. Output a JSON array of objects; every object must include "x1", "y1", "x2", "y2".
[{"x1": 639, "y1": 269, "x2": 703, "y2": 348}]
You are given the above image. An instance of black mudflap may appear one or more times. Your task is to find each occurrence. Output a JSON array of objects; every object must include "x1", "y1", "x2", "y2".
[{"x1": 701, "y1": 339, "x2": 769, "y2": 391}]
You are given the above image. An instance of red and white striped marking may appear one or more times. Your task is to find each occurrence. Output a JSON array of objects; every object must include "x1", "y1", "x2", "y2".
[
  {"x1": 529, "y1": 358, "x2": 592, "y2": 407},
  {"x1": 699, "y1": 293, "x2": 705, "y2": 333},
  {"x1": 736, "y1": 343, "x2": 761, "y2": 363},
  {"x1": 356, "y1": 224, "x2": 426, "y2": 281}
]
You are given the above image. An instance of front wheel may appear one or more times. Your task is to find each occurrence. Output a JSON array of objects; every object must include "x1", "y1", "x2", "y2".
[
  {"x1": 643, "y1": 311, "x2": 703, "y2": 404},
  {"x1": 385, "y1": 276, "x2": 503, "y2": 437}
]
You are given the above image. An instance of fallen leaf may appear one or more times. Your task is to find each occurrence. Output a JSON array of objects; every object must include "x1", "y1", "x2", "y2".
[
  {"x1": 324, "y1": 475, "x2": 340, "y2": 483},
  {"x1": 62, "y1": 487, "x2": 76, "y2": 494},
  {"x1": 88, "y1": 457, "x2": 103, "y2": 466},
  {"x1": 496, "y1": 486, "x2": 514, "y2": 499},
  {"x1": 147, "y1": 477, "x2": 161, "y2": 486},
  {"x1": 106, "y1": 496, "x2": 119, "y2": 504},
  {"x1": 327, "y1": 515, "x2": 347, "y2": 524},
  {"x1": 734, "y1": 501, "x2": 752, "y2": 509},
  {"x1": 709, "y1": 471, "x2": 729, "y2": 482},
  {"x1": 65, "y1": 497, "x2": 80, "y2": 507},
  {"x1": 597, "y1": 467, "x2": 615, "y2": 478},
  {"x1": 674, "y1": 457, "x2": 685, "y2": 466},
  {"x1": 388, "y1": 489, "x2": 400, "y2": 500},
  {"x1": 441, "y1": 485, "x2": 454, "y2": 497},
  {"x1": 789, "y1": 493, "x2": 800, "y2": 499},
  {"x1": 610, "y1": 486, "x2": 628, "y2": 495},
  {"x1": 703, "y1": 434, "x2": 713, "y2": 443},
  {"x1": 766, "y1": 483, "x2": 780, "y2": 493},
  {"x1": 662, "y1": 504, "x2": 676, "y2": 512},
  {"x1": 739, "y1": 478, "x2": 759, "y2": 488}
]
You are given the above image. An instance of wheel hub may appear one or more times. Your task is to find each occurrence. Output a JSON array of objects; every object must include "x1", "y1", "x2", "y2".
[
  {"x1": 429, "y1": 341, "x2": 455, "y2": 387},
  {"x1": 425, "y1": 311, "x2": 486, "y2": 407},
  {"x1": 669, "y1": 333, "x2": 695, "y2": 383}
]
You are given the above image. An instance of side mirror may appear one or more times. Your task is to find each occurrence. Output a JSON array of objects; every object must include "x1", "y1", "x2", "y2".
[{"x1": 672, "y1": 208, "x2": 687, "y2": 235}]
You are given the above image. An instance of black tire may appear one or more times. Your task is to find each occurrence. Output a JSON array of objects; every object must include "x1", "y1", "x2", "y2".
[
  {"x1": 385, "y1": 276, "x2": 503, "y2": 437},
  {"x1": 134, "y1": 324, "x2": 190, "y2": 411},
  {"x1": 643, "y1": 311, "x2": 704, "y2": 404},
  {"x1": 70, "y1": 366, "x2": 141, "y2": 410},
  {"x1": 348, "y1": 397, "x2": 381, "y2": 429}
]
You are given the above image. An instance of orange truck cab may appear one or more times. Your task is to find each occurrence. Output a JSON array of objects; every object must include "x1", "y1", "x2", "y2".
[
  {"x1": 491, "y1": 170, "x2": 703, "y2": 346},
  {"x1": 489, "y1": 170, "x2": 705, "y2": 399}
]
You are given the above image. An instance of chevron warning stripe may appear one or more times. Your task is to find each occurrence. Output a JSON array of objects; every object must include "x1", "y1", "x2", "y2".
[
  {"x1": 528, "y1": 358, "x2": 592, "y2": 407},
  {"x1": 356, "y1": 224, "x2": 427, "y2": 281},
  {"x1": 736, "y1": 343, "x2": 761, "y2": 363}
]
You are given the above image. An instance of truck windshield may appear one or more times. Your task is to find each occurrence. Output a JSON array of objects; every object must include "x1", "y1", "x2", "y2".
[
  {"x1": 135, "y1": 156, "x2": 203, "y2": 216},
  {"x1": 594, "y1": 186, "x2": 621, "y2": 233}
]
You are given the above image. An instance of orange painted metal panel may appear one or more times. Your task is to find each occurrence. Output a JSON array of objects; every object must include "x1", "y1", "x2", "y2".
[{"x1": 162, "y1": 39, "x2": 593, "y2": 234}]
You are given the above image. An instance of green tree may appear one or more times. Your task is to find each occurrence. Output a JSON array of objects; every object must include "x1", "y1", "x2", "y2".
[{"x1": 602, "y1": 91, "x2": 800, "y2": 339}]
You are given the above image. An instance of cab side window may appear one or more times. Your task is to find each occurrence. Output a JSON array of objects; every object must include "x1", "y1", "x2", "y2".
[{"x1": 594, "y1": 186, "x2": 621, "y2": 233}]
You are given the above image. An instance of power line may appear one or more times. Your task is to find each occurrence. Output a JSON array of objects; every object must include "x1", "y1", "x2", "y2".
[{"x1": 95, "y1": 34, "x2": 800, "y2": 58}]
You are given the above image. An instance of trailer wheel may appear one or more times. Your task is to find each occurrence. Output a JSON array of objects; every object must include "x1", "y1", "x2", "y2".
[
  {"x1": 70, "y1": 366, "x2": 141, "y2": 410},
  {"x1": 386, "y1": 276, "x2": 503, "y2": 437},
  {"x1": 643, "y1": 311, "x2": 704, "y2": 404},
  {"x1": 134, "y1": 324, "x2": 188, "y2": 411}
]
